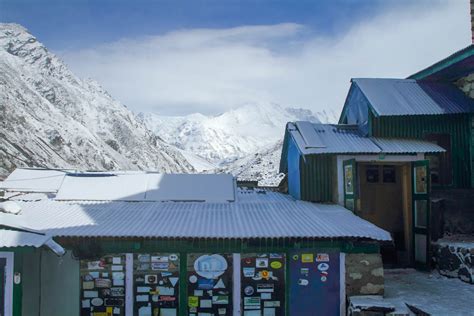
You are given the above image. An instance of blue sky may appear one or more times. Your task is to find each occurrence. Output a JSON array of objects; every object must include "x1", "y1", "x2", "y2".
[
  {"x1": 1, "y1": 0, "x2": 471, "y2": 116},
  {"x1": 3, "y1": 0, "x2": 412, "y2": 50}
]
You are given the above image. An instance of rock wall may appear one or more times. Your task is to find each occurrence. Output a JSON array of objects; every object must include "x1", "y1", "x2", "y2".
[
  {"x1": 345, "y1": 253, "x2": 384, "y2": 296},
  {"x1": 433, "y1": 239, "x2": 474, "y2": 284}
]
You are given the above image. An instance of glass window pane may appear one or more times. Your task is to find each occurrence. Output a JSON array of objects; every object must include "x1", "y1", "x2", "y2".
[
  {"x1": 415, "y1": 234, "x2": 427, "y2": 263},
  {"x1": 241, "y1": 254, "x2": 285, "y2": 316},
  {"x1": 133, "y1": 253, "x2": 179, "y2": 315},
  {"x1": 366, "y1": 165, "x2": 379, "y2": 183},
  {"x1": 414, "y1": 200, "x2": 428, "y2": 228},
  {"x1": 80, "y1": 254, "x2": 126, "y2": 316},
  {"x1": 187, "y1": 253, "x2": 233, "y2": 315},
  {"x1": 383, "y1": 166, "x2": 396, "y2": 183},
  {"x1": 414, "y1": 165, "x2": 427, "y2": 194},
  {"x1": 344, "y1": 165, "x2": 354, "y2": 194}
]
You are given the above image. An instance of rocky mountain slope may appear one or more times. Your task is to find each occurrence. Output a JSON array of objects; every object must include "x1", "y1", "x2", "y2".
[{"x1": 0, "y1": 23, "x2": 193, "y2": 177}]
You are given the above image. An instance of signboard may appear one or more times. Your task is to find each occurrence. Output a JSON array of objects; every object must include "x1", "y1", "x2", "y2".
[{"x1": 289, "y1": 251, "x2": 340, "y2": 315}]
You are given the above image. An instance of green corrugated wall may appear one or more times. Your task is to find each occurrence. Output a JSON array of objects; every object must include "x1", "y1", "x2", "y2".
[
  {"x1": 299, "y1": 154, "x2": 335, "y2": 202},
  {"x1": 370, "y1": 113, "x2": 472, "y2": 188}
]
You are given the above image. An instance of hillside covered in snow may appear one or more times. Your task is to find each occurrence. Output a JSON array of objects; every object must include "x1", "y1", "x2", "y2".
[{"x1": 0, "y1": 23, "x2": 193, "y2": 177}]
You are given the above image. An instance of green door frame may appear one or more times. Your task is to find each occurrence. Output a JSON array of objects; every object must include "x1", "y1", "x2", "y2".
[
  {"x1": 343, "y1": 158, "x2": 357, "y2": 212},
  {"x1": 411, "y1": 160, "x2": 431, "y2": 269}
]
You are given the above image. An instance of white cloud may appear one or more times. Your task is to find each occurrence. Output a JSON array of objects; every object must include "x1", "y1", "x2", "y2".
[{"x1": 61, "y1": 0, "x2": 471, "y2": 116}]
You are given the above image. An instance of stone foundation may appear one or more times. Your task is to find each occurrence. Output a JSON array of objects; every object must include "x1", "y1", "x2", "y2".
[
  {"x1": 433, "y1": 236, "x2": 474, "y2": 284},
  {"x1": 345, "y1": 253, "x2": 384, "y2": 296}
]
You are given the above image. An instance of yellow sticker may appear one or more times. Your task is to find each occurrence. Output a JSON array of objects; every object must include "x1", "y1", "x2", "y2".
[
  {"x1": 270, "y1": 261, "x2": 282, "y2": 269},
  {"x1": 188, "y1": 296, "x2": 199, "y2": 307},
  {"x1": 301, "y1": 253, "x2": 313, "y2": 263}
]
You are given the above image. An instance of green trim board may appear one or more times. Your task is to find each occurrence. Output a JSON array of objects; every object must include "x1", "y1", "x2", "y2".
[{"x1": 343, "y1": 159, "x2": 357, "y2": 212}]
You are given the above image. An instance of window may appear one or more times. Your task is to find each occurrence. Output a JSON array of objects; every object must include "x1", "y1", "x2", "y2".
[
  {"x1": 366, "y1": 165, "x2": 379, "y2": 183},
  {"x1": 382, "y1": 166, "x2": 396, "y2": 183},
  {"x1": 424, "y1": 134, "x2": 452, "y2": 186}
]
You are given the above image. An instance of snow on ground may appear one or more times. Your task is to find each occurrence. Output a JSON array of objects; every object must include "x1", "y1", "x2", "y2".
[
  {"x1": 384, "y1": 269, "x2": 474, "y2": 315},
  {"x1": 434, "y1": 234, "x2": 474, "y2": 249}
]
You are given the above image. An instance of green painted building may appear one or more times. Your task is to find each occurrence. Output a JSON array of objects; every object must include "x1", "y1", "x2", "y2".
[{"x1": 0, "y1": 168, "x2": 390, "y2": 316}]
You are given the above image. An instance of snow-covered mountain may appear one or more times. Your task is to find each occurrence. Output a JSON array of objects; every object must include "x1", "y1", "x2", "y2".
[
  {"x1": 0, "y1": 23, "x2": 193, "y2": 176},
  {"x1": 139, "y1": 103, "x2": 334, "y2": 167},
  {"x1": 220, "y1": 139, "x2": 285, "y2": 187}
]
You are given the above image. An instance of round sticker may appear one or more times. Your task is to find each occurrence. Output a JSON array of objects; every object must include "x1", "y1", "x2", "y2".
[
  {"x1": 152, "y1": 295, "x2": 159, "y2": 302},
  {"x1": 261, "y1": 270, "x2": 269, "y2": 279},
  {"x1": 244, "y1": 286, "x2": 254, "y2": 296},
  {"x1": 194, "y1": 254, "x2": 228, "y2": 279},
  {"x1": 270, "y1": 261, "x2": 282, "y2": 269},
  {"x1": 317, "y1": 263, "x2": 329, "y2": 272},
  {"x1": 189, "y1": 275, "x2": 197, "y2": 283},
  {"x1": 169, "y1": 254, "x2": 178, "y2": 261},
  {"x1": 321, "y1": 276, "x2": 327, "y2": 282},
  {"x1": 91, "y1": 298, "x2": 104, "y2": 306},
  {"x1": 292, "y1": 255, "x2": 299, "y2": 260}
]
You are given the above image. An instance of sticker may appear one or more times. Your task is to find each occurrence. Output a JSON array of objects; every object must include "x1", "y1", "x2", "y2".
[
  {"x1": 138, "y1": 305, "x2": 151, "y2": 315},
  {"x1": 189, "y1": 275, "x2": 198, "y2": 283},
  {"x1": 300, "y1": 268, "x2": 309, "y2": 276},
  {"x1": 244, "y1": 297, "x2": 261, "y2": 308},
  {"x1": 260, "y1": 293, "x2": 271, "y2": 300},
  {"x1": 321, "y1": 276, "x2": 327, "y2": 282},
  {"x1": 151, "y1": 262, "x2": 169, "y2": 271},
  {"x1": 159, "y1": 296, "x2": 176, "y2": 302},
  {"x1": 317, "y1": 263, "x2": 329, "y2": 272},
  {"x1": 136, "y1": 295, "x2": 149, "y2": 302},
  {"x1": 218, "y1": 308, "x2": 227, "y2": 315},
  {"x1": 90, "y1": 272, "x2": 100, "y2": 278},
  {"x1": 160, "y1": 308, "x2": 177, "y2": 316},
  {"x1": 110, "y1": 287, "x2": 125, "y2": 297},
  {"x1": 91, "y1": 298, "x2": 104, "y2": 306},
  {"x1": 81, "y1": 299, "x2": 91, "y2": 308},
  {"x1": 113, "y1": 279, "x2": 124, "y2": 286},
  {"x1": 243, "y1": 267, "x2": 255, "y2": 277},
  {"x1": 104, "y1": 298, "x2": 124, "y2": 306},
  {"x1": 257, "y1": 284, "x2": 274, "y2": 293},
  {"x1": 270, "y1": 261, "x2": 282, "y2": 269},
  {"x1": 138, "y1": 263, "x2": 150, "y2": 271},
  {"x1": 292, "y1": 255, "x2": 299, "y2": 260},
  {"x1": 263, "y1": 301, "x2": 280, "y2": 307},
  {"x1": 301, "y1": 254, "x2": 313, "y2": 263},
  {"x1": 111, "y1": 265, "x2": 123, "y2": 271},
  {"x1": 95, "y1": 278, "x2": 112, "y2": 288},
  {"x1": 264, "y1": 308, "x2": 276, "y2": 316},
  {"x1": 200, "y1": 299, "x2": 212, "y2": 308},
  {"x1": 212, "y1": 295, "x2": 229, "y2": 304},
  {"x1": 113, "y1": 307, "x2": 120, "y2": 314},
  {"x1": 88, "y1": 260, "x2": 105, "y2": 270},
  {"x1": 169, "y1": 254, "x2": 178, "y2": 261},
  {"x1": 194, "y1": 254, "x2": 228, "y2": 279},
  {"x1": 102, "y1": 272, "x2": 109, "y2": 278},
  {"x1": 197, "y1": 278, "x2": 215, "y2": 290},
  {"x1": 101, "y1": 289, "x2": 111, "y2": 296},
  {"x1": 112, "y1": 272, "x2": 124, "y2": 280},
  {"x1": 83, "y1": 291, "x2": 98, "y2": 298},
  {"x1": 244, "y1": 286, "x2": 254, "y2": 296},
  {"x1": 213, "y1": 278, "x2": 225, "y2": 289},
  {"x1": 138, "y1": 254, "x2": 151, "y2": 262},
  {"x1": 298, "y1": 279, "x2": 309, "y2": 286},
  {"x1": 169, "y1": 277, "x2": 179, "y2": 287},
  {"x1": 83, "y1": 281, "x2": 94, "y2": 290},
  {"x1": 151, "y1": 256, "x2": 169, "y2": 263},
  {"x1": 316, "y1": 253, "x2": 330, "y2": 262},
  {"x1": 112, "y1": 257, "x2": 121, "y2": 264},
  {"x1": 83, "y1": 274, "x2": 94, "y2": 281},
  {"x1": 157, "y1": 286, "x2": 174, "y2": 295},
  {"x1": 269, "y1": 254, "x2": 282, "y2": 258},
  {"x1": 161, "y1": 272, "x2": 172, "y2": 277},
  {"x1": 244, "y1": 257, "x2": 253, "y2": 265},
  {"x1": 145, "y1": 274, "x2": 158, "y2": 284},
  {"x1": 256, "y1": 258, "x2": 268, "y2": 268},
  {"x1": 253, "y1": 270, "x2": 278, "y2": 281},
  {"x1": 194, "y1": 290, "x2": 203, "y2": 296},
  {"x1": 137, "y1": 286, "x2": 151, "y2": 293}
]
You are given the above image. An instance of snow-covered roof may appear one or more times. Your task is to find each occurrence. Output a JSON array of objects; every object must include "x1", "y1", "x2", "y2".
[
  {"x1": 2, "y1": 169, "x2": 236, "y2": 202},
  {"x1": 7, "y1": 189, "x2": 391, "y2": 241},
  {"x1": 0, "y1": 229, "x2": 65, "y2": 256},
  {"x1": 288, "y1": 122, "x2": 446, "y2": 155}
]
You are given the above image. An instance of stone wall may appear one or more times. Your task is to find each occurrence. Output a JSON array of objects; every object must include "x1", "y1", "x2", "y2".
[
  {"x1": 433, "y1": 238, "x2": 474, "y2": 284},
  {"x1": 345, "y1": 253, "x2": 384, "y2": 296}
]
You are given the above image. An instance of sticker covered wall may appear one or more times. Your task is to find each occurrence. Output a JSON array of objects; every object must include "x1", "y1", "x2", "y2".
[
  {"x1": 289, "y1": 252, "x2": 340, "y2": 316},
  {"x1": 80, "y1": 255, "x2": 126, "y2": 316},
  {"x1": 241, "y1": 253, "x2": 285, "y2": 316},
  {"x1": 133, "y1": 253, "x2": 179, "y2": 316},
  {"x1": 187, "y1": 253, "x2": 233, "y2": 316}
]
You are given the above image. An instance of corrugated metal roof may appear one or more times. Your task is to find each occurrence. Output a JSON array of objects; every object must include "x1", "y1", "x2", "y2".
[
  {"x1": 289, "y1": 122, "x2": 445, "y2": 155},
  {"x1": 9, "y1": 190, "x2": 391, "y2": 241},
  {"x1": 353, "y1": 78, "x2": 474, "y2": 116},
  {"x1": 0, "y1": 229, "x2": 65, "y2": 255},
  {"x1": 0, "y1": 168, "x2": 68, "y2": 192}
]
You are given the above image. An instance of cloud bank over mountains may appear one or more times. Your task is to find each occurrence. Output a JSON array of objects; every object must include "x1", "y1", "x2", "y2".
[{"x1": 62, "y1": 1, "x2": 470, "y2": 115}]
